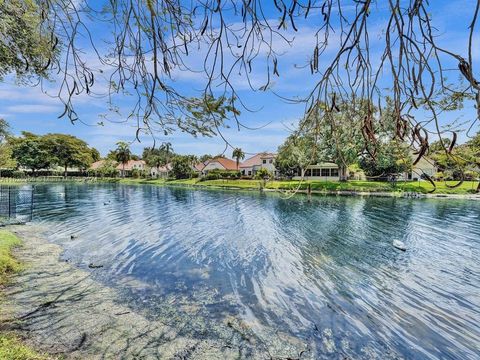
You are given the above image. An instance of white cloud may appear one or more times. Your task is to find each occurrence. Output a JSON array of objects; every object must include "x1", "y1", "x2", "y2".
[{"x1": 5, "y1": 104, "x2": 60, "y2": 113}]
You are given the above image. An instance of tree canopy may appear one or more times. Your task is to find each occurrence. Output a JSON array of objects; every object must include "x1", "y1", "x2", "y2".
[
  {"x1": 10, "y1": 132, "x2": 53, "y2": 173},
  {"x1": 43, "y1": 133, "x2": 96, "y2": 176},
  {"x1": 171, "y1": 155, "x2": 194, "y2": 179},
  {"x1": 0, "y1": 0, "x2": 54, "y2": 81},
  {"x1": 9, "y1": 131, "x2": 99, "y2": 175},
  {"x1": 1, "y1": 0, "x2": 478, "y2": 166}
]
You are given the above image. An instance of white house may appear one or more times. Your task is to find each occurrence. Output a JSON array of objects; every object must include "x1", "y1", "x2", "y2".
[
  {"x1": 150, "y1": 163, "x2": 172, "y2": 178},
  {"x1": 292, "y1": 162, "x2": 345, "y2": 181},
  {"x1": 240, "y1": 153, "x2": 277, "y2": 177},
  {"x1": 404, "y1": 156, "x2": 437, "y2": 180}
]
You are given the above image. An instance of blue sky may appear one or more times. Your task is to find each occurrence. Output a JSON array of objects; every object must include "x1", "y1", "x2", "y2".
[{"x1": 0, "y1": 0, "x2": 478, "y2": 157}]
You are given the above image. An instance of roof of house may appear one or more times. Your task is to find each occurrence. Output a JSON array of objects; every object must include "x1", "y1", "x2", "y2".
[
  {"x1": 90, "y1": 160, "x2": 116, "y2": 170},
  {"x1": 194, "y1": 162, "x2": 205, "y2": 172},
  {"x1": 90, "y1": 160, "x2": 104, "y2": 170},
  {"x1": 239, "y1": 153, "x2": 276, "y2": 168},
  {"x1": 152, "y1": 163, "x2": 172, "y2": 172},
  {"x1": 116, "y1": 160, "x2": 146, "y2": 171},
  {"x1": 204, "y1": 157, "x2": 238, "y2": 170},
  {"x1": 306, "y1": 162, "x2": 339, "y2": 168}
]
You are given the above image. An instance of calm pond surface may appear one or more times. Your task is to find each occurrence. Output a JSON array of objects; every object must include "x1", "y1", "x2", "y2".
[{"x1": 31, "y1": 184, "x2": 480, "y2": 359}]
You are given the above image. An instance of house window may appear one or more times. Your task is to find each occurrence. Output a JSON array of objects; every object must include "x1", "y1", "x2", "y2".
[
  {"x1": 331, "y1": 168, "x2": 339, "y2": 177},
  {"x1": 248, "y1": 171, "x2": 252, "y2": 176},
  {"x1": 262, "y1": 159, "x2": 267, "y2": 164},
  {"x1": 311, "y1": 168, "x2": 321, "y2": 176},
  {"x1": 305, "y1": 169, "x2": 311, "y2": 176},
  {"x1": 321, "y1": 168, "x2": 330, "y2": 176},
  {"x1": 269, "y1": 159, "x2": 273, "y2": 164}
]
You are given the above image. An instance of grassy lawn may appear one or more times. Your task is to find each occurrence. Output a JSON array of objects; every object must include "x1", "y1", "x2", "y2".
[
  {"x1": 0, "y1": 230, "x2": 22, "y2": 286},
  {"x1": 11, "y1": 176, "x2": 474, "y2": 195},
  {"x1": 169, "y1": 179, "x2": 262, "y2": 188},
  {"x1": 117, "y1": 178, "x2": 166, "y2": 185},
  {"x1": 0, "y1": 334, "x2": 49, "y2": 360},
  {"x1": 0, "y1": 230, "x2": 50, "y2": 360},
  {"x1": 268, "y1": 180, "x2": 479, "y2": 194},
  {"x1": 161, "y1": 178, "x2": 478, "y2": 195}
]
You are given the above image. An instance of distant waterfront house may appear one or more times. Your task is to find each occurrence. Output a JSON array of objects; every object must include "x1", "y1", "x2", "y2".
[
  {"x1": 116, "y1": 160, "x2": 146, "y2": 177},
  {"x1": 89, "y1": 160, "x2": 118, "y2": 177},
  {"x1": 201, "y1": 157, "x2": 238, "y2": 174},
  {"x1": 404, "y1": 156, "x2": 437, "y2": 180},
  {"x1": 240, "y1": 153, "x2": 277, "y2": 177},
  {"x1": 90, "y1": 160, "x2": 111, "y2": 171},
  {"x1": 150, "y1": 163, "x2": 172, "y2": 178},
  {"x1": 193, "y1": 162, "x2": 206, "y2": 174},
  {"x1": 292, "y1": 162, "x2": 346, "y2": 181}
]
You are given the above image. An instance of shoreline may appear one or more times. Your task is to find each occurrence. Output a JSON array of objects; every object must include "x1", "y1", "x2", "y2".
[
  {"x1": 156, "y1": 181, "x2": 480, "y2": 201},
  {"x1": 1, "y1": 177, "x2": 479, "y2": 200},
  {"x1": 0, "y1": 225, "x2": 311, "y2": 359}
]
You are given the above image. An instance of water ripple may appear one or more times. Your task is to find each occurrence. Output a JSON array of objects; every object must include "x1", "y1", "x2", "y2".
[{"x1": 31, "y1": 184, "x2": 480, "y2": 359}]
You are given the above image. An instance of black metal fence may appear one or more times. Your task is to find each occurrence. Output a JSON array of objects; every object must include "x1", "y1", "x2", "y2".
[{"x1": 0, "y1": 186, "x2": 34, "y2": 225}]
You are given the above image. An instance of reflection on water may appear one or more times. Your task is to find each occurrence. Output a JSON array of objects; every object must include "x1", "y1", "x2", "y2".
[{"x1": 32, "y1": 184, "x2": 480, "y2": 358}]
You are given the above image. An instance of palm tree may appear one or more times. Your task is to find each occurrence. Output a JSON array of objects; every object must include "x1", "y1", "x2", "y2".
[
  {"x1": 115, "y1": 141, "x2": 131, "y2": 177},
  {"x1": 185, "y1": 155, "x2": 199, "y2": 178},
  {"x1": 159, "y1": 142, "x2": 173, "y2": 177},
  {"x1": 232, "y1": 148, "x2": 245, "y2": 170}
]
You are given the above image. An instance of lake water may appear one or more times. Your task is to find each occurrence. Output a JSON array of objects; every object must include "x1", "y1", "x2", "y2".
[{"x1": 31, "y1": 184, "x2": 480, "y2": 359}]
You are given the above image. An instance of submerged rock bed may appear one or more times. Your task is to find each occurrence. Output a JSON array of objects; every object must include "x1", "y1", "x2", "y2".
[{"x1": 1, "y1": 225, "x2": 311, "y2": 359}]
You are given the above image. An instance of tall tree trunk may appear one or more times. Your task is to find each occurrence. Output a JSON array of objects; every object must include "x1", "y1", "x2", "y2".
[
  {"x1": 64, "y1": 164, "x2": 68, "y2": 178},
  {"x1": 122, "y1": 163, "x2": 125, "y2": 178}
]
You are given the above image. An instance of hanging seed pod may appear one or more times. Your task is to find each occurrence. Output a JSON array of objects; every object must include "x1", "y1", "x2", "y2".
[
  {"x1": 448, "y1": 132, "x2": 457, "y2": 154},
  {"x1": 422, "y1": 173, "x2": 437, "y2": 193}
]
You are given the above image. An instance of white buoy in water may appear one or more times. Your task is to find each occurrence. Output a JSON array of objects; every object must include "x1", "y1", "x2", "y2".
[{"x1": 393, "y1": 240, "x2": 407, "y2": 251}]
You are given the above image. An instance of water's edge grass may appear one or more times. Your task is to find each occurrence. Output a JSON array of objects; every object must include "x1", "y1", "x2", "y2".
[
  {"x1": 1, "y1": 177, "x2": 478, "y2": 197},
  {"x1": 114, "y1": 178, "x2": 480, "y2": 197},
  {"x1": 0, "y1": 230, "x2": 51, "y2": 360}
]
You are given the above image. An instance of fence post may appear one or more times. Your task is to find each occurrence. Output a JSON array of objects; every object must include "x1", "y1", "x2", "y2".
[
  {"x1": 30, "y1": 186, "x2": 34, "y2": 221},
  {"x1": 8, "y1": 186, "x2": 11, "y2": 218}
]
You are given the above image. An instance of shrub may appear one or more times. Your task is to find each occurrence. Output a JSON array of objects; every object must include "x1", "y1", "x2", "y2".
[
  {"x1": 171, "y1": 156, "x2": 193, "y2": 179},
  {"x1": 254, "y1": 168, "x2": 272, "y2": 180},
  {"x1": 131, "y1": 168, "x2": 147, "y2": 178},
  {"x1": 203, "y1": 169, "x2": 240, "y2": 180},
  {"x1": 12, "y1": 170, "x2": 25, "y2": 178},
  {"x1": 0, "y1": 170, "x2": 25, "y2": 178}
]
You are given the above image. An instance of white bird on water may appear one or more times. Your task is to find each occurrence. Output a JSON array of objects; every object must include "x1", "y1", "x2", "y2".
[{"x1": 393, "y1": 240, "x2": 407, "y2": 251}]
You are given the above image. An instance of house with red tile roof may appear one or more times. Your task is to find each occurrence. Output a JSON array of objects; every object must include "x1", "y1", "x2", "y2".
[
  {"x1": 193, "y1": 162, "x2": 206, "y2": 173},
  {"x1": 90, "y1": 160, "x2": 112, "y2": 170},
  {"x1": 116, "y1": 160, "x2": 146, "y2": 177},
  {"x1": 240, "y1": 153, "x2": 277, "y2": 177},
  {"x1": 201, "y1": 157, "x2": 239, "y2": 174}
]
